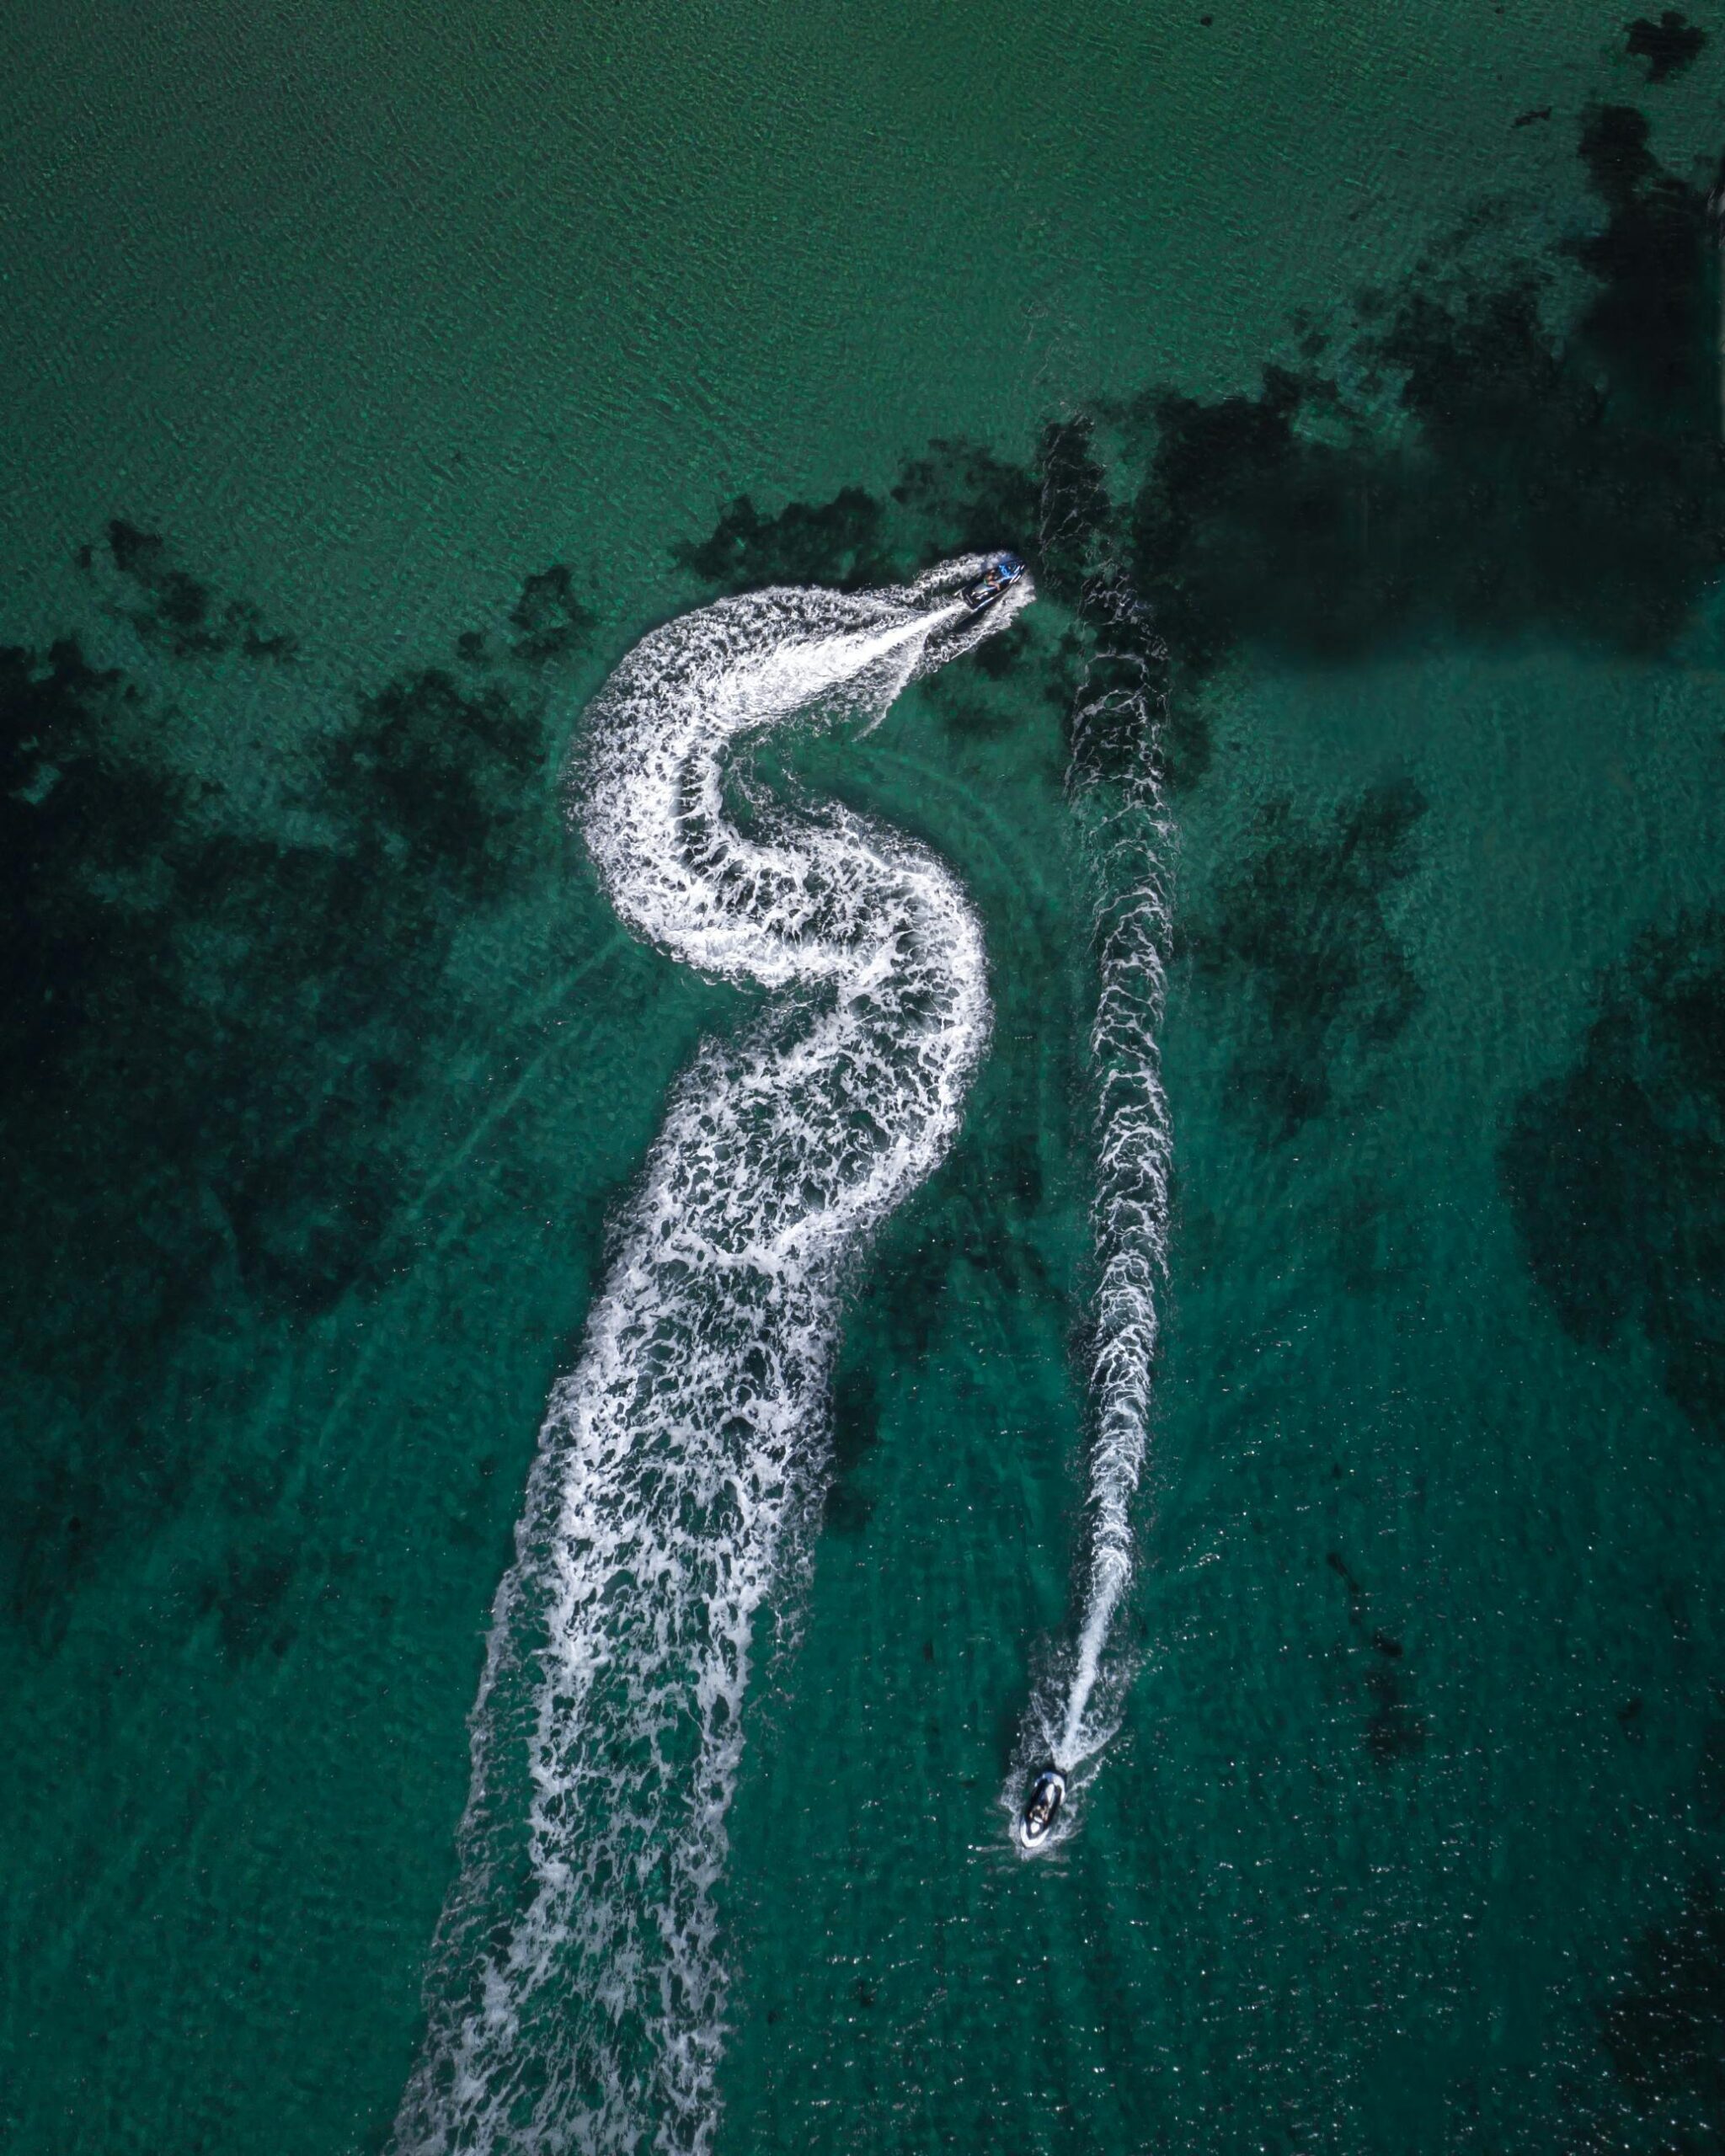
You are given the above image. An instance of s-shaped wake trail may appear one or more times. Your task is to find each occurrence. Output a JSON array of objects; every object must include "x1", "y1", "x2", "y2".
[{"x1": 394, "y1": 558, "x2": 1030, "y2": 2155}]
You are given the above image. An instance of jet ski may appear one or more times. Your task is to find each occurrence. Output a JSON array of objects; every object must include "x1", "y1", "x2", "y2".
[
  {"x1": 1017, "y1": 1767, "x2": 1065, "y2": 1848},
  {"x1": 961, "y1": 552, "x2": 1025, "y2": 611}
]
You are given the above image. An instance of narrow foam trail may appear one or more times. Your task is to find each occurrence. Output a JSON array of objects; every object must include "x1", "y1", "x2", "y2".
[
  {"x1": 394, "y1": 558, "x2": 1030, "y2": 2155},
  {"x1": 1060, "y1": 578, "x2": 1173, "y2": 1764},
  {"x1": 1012, "y1": 571, "x2": 1173, "y2": 1836}
]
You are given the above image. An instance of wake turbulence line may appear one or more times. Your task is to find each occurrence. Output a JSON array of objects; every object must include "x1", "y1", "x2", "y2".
[
  {"x1": 1012, "y1": 571, "x2": 1174, "y2": 1849},
  {"x1": 393, "y1": 558, "x2": 1032, "y2": 2156}
]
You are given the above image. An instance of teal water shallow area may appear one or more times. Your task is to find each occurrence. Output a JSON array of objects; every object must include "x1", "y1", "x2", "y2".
[{"x1": 5, "y1": 3, "x2": 1725, "y2": 2151}]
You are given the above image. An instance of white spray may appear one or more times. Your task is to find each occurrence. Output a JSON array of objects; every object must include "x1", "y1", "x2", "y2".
[
  {"x1": 1012, "y1": 570, "x2": 1174, "y2": 1844},
  {"x1": 394, "y1": 558, "x2": 1030, "y2": 2153}
]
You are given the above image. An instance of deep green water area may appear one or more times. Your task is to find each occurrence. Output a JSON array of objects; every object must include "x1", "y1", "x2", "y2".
[{"x1": 7, "y1": 3, "x2": 1725, "y2": 2150}]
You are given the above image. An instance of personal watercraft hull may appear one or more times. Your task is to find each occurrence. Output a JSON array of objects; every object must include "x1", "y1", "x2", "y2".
[
  {"x1": 1017, "y1": 1767, "x2": 1065, "y2": 1848},
  {"x1": 962, "y1": 553, "x2": 1026, "y2": 611}
]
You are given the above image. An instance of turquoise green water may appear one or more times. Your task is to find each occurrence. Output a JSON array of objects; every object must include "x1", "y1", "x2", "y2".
[{"x1": 5, "y1": 3, "x2": 1725, "y2": 2150}]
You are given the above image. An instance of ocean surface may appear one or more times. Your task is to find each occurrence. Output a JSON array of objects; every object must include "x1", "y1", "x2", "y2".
[{"x1": 4, "y1": 3, "x2": 1725, "y2": 2151}]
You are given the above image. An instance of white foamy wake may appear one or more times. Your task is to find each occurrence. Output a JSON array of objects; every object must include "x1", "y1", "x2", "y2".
[
  {"x1": 1011, "y1": 571, "x2": 1174, "y2": 1842},
  {"x1": 394, "y1": 558, "x2": 1031, "y2": 2154}
]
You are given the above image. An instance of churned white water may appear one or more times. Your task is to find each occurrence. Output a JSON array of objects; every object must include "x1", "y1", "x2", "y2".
[
  {"x1": 393, "y1": 558, "x2": 1030, "y2": 2154},
  {"x1": 1011, "y1": 571, "x2": 1174, "y2": 1847}
]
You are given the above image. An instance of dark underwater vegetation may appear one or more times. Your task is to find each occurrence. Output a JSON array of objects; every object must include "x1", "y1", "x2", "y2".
[
  {"x1": 676, "y1": 100, "x2": 1725, "y2": 795},
  {"x1": 1602, "y1": 1870, "x2": 1725, "y2": 2145},
  {"x1": 0, "y1": 568, "x2": 586, "y2": 1646},
  {"x1": 1503, "y1": 912, "x2": 1725, "y2": 1447},
  {"x1": 4, "y1": 62, "x2": 1725, "y2": 2153},
  {"x1": 1627, "y1": 11, "x2": 1708, "y2": 86},
  {"x1": 1186, "y1": 780, "x2": 1428, "y2": 1139},
  {"x1": 79, "y1": 519, "x2": 301, "y2": 663}
]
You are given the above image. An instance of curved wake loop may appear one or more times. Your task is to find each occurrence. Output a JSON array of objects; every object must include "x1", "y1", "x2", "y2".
[
  {"x1": 1010, "y1": 568, "x2": 1175, "y2": 1849},
  {"x1": 394, "y1": 559, "x2": 1029, "y2": 2155}
]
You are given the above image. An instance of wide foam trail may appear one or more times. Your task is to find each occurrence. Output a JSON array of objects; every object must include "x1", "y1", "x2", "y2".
[
  {"x1": 394, "y1": 558, "x2": 1030, "y2": 2154},
  {"x1": 1010, "y1": 570, "x2": 1174, "y2": 1840}
]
